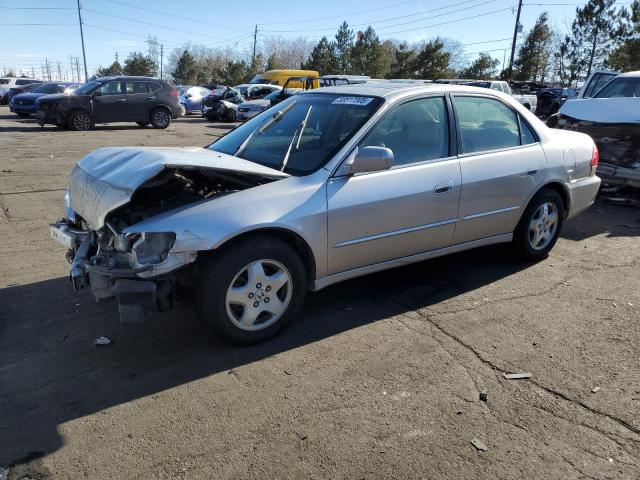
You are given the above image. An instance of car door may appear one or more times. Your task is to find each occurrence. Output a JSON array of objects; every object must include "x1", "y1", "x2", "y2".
[
  {"x1": 327, "y1": 96, "x2": 461, "y2": 275},
  {"x1": 451, "y1": 95, "x2": 545, "y2": 245},
  {"x1": 92, "y1": 81, "x2": 127, "y2": 122},
  {"x1": 122, "y1": 81, "x2": 151, "y2": 121}
]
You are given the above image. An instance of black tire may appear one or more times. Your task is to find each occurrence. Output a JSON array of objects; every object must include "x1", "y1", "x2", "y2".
[
  {"x1": 136, "y1": 122, "x2": 149, "y2": 127},
  {"x1": 150, "y1": 108, "x2": 171, "y2": 129},
  {"x1": 513, "y1": 189, "x2": 564, "y2": 260},
  {"x1": 179, "y1": 104, "x2": 187, "y2": 117},
  {"x1": 196, "y1": 236, "x2": 307, "y2": 345},
  {"x1": 225, "y1": 108, "x2": 237, "y2": 122},
  {"x1": 68, "y1": 110, "x2": 93, "y2": 131}
]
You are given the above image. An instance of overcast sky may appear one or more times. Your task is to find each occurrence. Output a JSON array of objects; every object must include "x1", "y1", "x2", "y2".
[{"x1": 0, "y1": 0, "x2": 631, "y2": 79}]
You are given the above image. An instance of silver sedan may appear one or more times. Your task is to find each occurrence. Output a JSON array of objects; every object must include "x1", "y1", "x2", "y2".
[{"x1": 51, "y1": 82, "x2": 601, "y2": 344}]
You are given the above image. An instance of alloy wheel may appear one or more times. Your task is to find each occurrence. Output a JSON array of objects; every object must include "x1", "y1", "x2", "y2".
[
  {"x1": 152, "y1": 110, "x2": 170, "y2": 128},
  {"x1": 225, "y1": 259, "x2": 293, "y2": 331},
  {"x1": 72, "y1": 113, "x2": 91, "y2": 131},
  {"x1": 528, "y1": 202, "x2": 559, "y2": 250}
]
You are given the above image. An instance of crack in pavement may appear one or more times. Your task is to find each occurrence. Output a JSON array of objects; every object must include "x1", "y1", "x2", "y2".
[
  {"x1": 0, "y1": 187, "x2": 66, "y2": 196},
  {"x1": 389, "y1": 297, "x2": 640, "y2": 444}
]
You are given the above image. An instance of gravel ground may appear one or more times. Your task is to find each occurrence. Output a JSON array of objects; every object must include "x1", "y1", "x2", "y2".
[{"x1": 0, "y1": 106, "x2": 639, "y2": 479}]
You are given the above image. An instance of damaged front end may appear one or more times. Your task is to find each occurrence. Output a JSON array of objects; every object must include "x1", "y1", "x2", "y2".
[
  {"x1": 51, "y1": 146, "x2": 288, "y2": 322},
  {"x1": 549, "y1": 99, "x2": 640, "y2": 188}
]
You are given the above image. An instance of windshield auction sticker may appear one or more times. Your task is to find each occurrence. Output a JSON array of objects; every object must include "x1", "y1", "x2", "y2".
[{"x1": 332, "y1": 96, "x2": 374, "y2": 106}]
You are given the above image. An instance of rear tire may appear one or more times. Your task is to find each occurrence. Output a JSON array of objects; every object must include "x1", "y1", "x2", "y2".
[
  {"x1": 68, "y1": 110, "x2": 93, "y2": 131},
  {"x1": 150, "y1": 108, "x2": 171, "y2": 129},
  {"x1": 179, "y1": 104, "x2": 187, "y2": 117},
  {"x1": 196, "y1": 236, "x2": 307, "y2": 345},
  {"x1": 513, "y1": 189, "x2": 564, "y2": 260}
]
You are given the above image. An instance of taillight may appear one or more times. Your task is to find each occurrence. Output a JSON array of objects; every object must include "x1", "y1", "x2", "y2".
[
  {"x1": 169, "y1": 89, "x2": 179, "y2": 97},
  {"x1": 590, "y1": 145, "x2": 599, "y2": 173}
]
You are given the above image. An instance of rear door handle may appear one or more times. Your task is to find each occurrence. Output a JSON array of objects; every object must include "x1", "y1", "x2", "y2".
[
  {"x1": 434, "y1": 180, "x2": 454, "y2": 194},
  {"x1": 117, "y1": 98, "x2": 126, "y2": 102},
  {"x1": 145, "y1": 96, "x2": 155, "y2": 100}
]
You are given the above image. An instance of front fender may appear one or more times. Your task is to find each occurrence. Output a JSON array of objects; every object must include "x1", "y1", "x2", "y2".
[{"x1": 123, "y1": 173, "x2": 330, "y2": 278}]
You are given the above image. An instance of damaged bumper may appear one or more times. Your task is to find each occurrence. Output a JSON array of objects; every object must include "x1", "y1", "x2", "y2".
[{"x1": 50, "y1": 220, "x2": 195, "y2": 322}]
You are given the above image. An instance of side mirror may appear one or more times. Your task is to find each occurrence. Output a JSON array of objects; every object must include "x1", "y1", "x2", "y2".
[{"x1": 339, "y1": 146, "x2": 394, "y2": 176}]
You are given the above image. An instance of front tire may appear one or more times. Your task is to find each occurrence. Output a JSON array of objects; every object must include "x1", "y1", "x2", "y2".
[
  {"x1": 196, "y1": 236, "x2": 307, "y2": 345},
  {"x1": 513, "y1": 189, "x2": 564, "y2": 260},
  {"x1": 150, "y1": 108, "x2": 171, "y2": 129},
  {"x1": 68, "y1": 110, "x2": 93, "y2": 131}
]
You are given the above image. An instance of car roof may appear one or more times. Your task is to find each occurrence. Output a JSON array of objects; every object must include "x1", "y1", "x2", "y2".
[
  {"x1": 99, "y1": 75, "x2": 164, "y2": 81},
  {"x1": 303, "y1": 82, "x2": 506, "y2": 100},
  {"x1": 615, "y1": 70, "x2": 640, "y2": 78}
]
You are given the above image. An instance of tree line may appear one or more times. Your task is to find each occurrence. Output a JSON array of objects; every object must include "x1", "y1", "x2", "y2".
[{"x1": 95, "y1": 0, "x2": 639, "y2": 87}]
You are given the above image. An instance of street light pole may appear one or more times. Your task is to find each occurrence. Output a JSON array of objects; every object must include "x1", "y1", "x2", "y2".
[{"x1": 76, "y1": 0, "x2": 89, "y2": 82}]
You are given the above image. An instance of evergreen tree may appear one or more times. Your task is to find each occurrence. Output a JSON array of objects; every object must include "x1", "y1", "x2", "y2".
[
  {"x1": 461, "y1": 53, "x2": 500, "y2": 79},
  {"x1": 414, "y1": 39, "x2": 450, "y2": 79},
  {"x1": 350, "y1": 27, "x2": 385, "y2": 77},
  {"x1": 95, "y1": 60, "x2": 123, "y2": 77},
  {"x1": 606, "y1": 0, "x2": 640, "y2": 70},
  {"x1": 302, "y1": 37, "x2": 338, "y2": 74},
  {"x1": 388, "y1": 42, "x2": 417, "y2": 78},
  {"x1": 266, "y1": 53, "x2": 281, "y2": 71},
  {"x1": 123, "y1": 52, "x2": 157, "y2": 77},
  {"x1": 172, "y1": 50, "x2": 198, "y2": 84},
  {"x1": 567, "y1": 0, "x2": 626, "y2": 78},
  {"x1": 514, "y1": 12, "x2": 554, "y2": 83},
  {"x1": 334, "y1": 22, "x2": 354, "y2": 74}
]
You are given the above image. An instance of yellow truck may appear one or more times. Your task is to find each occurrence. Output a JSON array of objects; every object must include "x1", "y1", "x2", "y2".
[{"x1": 249, "y1": 69, "x2": 319, "y2": 88}]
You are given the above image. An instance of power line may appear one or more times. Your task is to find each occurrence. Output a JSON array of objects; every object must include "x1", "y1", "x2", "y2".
[
  {"x1": 82, "y1": 8, "x2": 234, "y2": 41},
  {"x1": 256, "y1": 0, "x2": 419, "y2": 25},
  {"x1": 261, "y1": 0, "x2": 501, "y2": 33},
  {"x1": 105, "y1": 0, "x2": 250, "y2": 33}
]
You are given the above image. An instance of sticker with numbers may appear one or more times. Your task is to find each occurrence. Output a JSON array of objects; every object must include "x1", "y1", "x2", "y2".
[{"x1": 332, "y1": 96, "x2": 374, "y2": 106}]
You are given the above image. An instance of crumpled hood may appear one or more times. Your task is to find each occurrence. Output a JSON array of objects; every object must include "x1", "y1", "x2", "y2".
[
  {"x1": 68, "y1": 146, "x2": 289, "y2": 228},
  {"x1": 558, "y1": 98, "x2": 640, "y2": 123},
  {"x1": 36, "y1": 92, "x2": 71, "y2": 104}
]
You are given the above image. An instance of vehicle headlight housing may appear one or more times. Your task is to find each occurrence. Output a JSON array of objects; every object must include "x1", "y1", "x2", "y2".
[
  {"x1": 63, "y1": 190, "x2": 77, "y2": 224},
  {"x1": 132, "y1": 232, "x2": 176, "y2": 265}
]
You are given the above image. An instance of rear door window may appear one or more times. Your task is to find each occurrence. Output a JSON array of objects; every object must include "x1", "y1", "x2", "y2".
[
  {"x1": 148, "y1": 82, "x2": 162, "y2": 92},
  {"x1": 125, "y1": 82, "x2": 148, "y2": 94},
  {"x1": 454, "y1": 96, "x2": 520, "y2": 154},
  {"x1": 16, "y1": 79, "x2": 34, "y2": 85}
]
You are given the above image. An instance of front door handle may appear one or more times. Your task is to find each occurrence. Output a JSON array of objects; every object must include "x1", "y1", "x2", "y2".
[
  {"x1": 434, "y1": 180, "x2": 454, "y2": 194},
  {"x1": 525, "y1": 166, "x2": 539, "y2": 175},
  {"x1": 116, "y1": 98, "x2": 126, "y2": 102},
  {"x1": 145, "y1": 96, "x2": 155, "y2": 100}
]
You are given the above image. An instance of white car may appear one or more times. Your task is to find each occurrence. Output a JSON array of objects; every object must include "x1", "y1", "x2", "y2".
[{"x1": 0, "y1": 77, "x2": 42, "y2": 104}]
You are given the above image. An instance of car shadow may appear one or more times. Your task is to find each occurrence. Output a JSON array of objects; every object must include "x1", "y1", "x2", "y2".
[
  {"x1": 1, "y1": 202, "x2": 637, "y2": 468},
  {"x1": 1, "y1": 244, "x2": 530, "y2": 468},
  {"x1": 560, "y1": 198, "x2": 640, "y2": 241}
]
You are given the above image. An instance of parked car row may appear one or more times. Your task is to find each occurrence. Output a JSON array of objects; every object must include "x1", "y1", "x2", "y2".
[
  {"x1": 9, "y1": 82, "x2": 79, "y2": 117},
  {"x1": 0, "y1": 77, "x2": 43, "y2": 104}
]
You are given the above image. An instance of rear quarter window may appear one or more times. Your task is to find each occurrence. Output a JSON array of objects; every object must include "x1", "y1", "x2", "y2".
[{"x1": 149, "y1": 82, "x2": 162, "y2": 92}]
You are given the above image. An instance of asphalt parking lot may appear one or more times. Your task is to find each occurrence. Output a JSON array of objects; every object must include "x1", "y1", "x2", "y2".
[{"x1": 0, "y1": 106, "x2": 639, "y2": 479}]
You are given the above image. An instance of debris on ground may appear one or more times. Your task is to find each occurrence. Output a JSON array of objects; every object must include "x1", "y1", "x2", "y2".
[
  {"x1": 591, "y1": 386, "x2": 601, "y2": 393},
  {"x1": 503, "y1": 372, "x2": 533, "y2": 380},
  {"x1": 93, "y1": 336, "x2": 112, "y2": 346},
  {"x1": 479, "y1": 389, "x2": 488, "y2": 402},
  {"x1": 471, "y1": 438, "x2": 488, "y2": 451}
]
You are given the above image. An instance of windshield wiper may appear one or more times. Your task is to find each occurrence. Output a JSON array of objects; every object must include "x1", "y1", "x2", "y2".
[
  {"x1": 234, "y1": 101, "x2": 296, "y2": 157},
  {"x1": 280, "y1": 105, "x2": 313, "y2": 172}
]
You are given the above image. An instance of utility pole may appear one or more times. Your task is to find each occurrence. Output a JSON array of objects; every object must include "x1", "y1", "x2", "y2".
[
  {"x1": 31, "y1": 66, "x2": 36, "y2": 79},
  {"x1": 69, "y1": 55, "x2": 76, "y2": 82},
  {"x1": 75, "y1": 57, "x2": 81, "y2": 83},
  {"x1": 57, "y1": 61, "x2": 63, "y2": 81},
  {"x1": 44, "y1": 58, "x2": 52, "y2": 81},
  {"x1": 252, "y1": 24, "x2": 258, "y2": 65},
  {"x1": 160, "y1": 44, "x2": 163, "y2": 79},
  {"x1": 507, "y1": 0, "x2": 523, "y2": 83},
  {"x1": 76, "y1": 0, "x2": 88, "y2": 82}
]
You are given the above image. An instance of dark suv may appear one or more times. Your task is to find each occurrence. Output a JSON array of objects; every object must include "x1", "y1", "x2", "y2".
[{"x1": 36, "y1": 76, "x2": 181, "y2": 131}]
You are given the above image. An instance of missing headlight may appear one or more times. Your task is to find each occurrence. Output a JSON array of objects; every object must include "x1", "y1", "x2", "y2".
[{"x1": 132, "y1": 232, "x2": 176, "y2": 265}]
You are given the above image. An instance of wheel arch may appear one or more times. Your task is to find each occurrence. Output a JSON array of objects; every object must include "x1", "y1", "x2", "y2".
[
  {"x1": 203, "y1": 227, "x2": 317, "y2": 289},
  {"x1": 524, "y1": 181, "x2": 570, "y2": 219},
  {"x1": 150, "y1": 104, "x2": 173, "y2": 117}
]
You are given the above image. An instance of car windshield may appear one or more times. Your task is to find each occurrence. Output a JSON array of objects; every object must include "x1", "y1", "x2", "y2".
[
  {"x1": 73, "y1": 80, "x2": 103, "y2": 95},
  {"x1": 208, "y1": 93, "x2": 383, "y2": 176},
  {"x1": 0, "y1": 79, "x2": 9, "y2": 85},
  {"x1": 33, "y1": 83, "x2": 64, "y2": 94},
  {"x1": 594, "y1": 77, "x2": 640, "y2": 98}
]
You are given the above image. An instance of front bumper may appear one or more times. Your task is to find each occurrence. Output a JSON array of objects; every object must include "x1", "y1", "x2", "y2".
[
  {"x1": 9, "y1": 102, "x2": 37, "y2": 114},
  {"x1": 50, "y1": 221, "x2": 177, "y2": 322}
]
